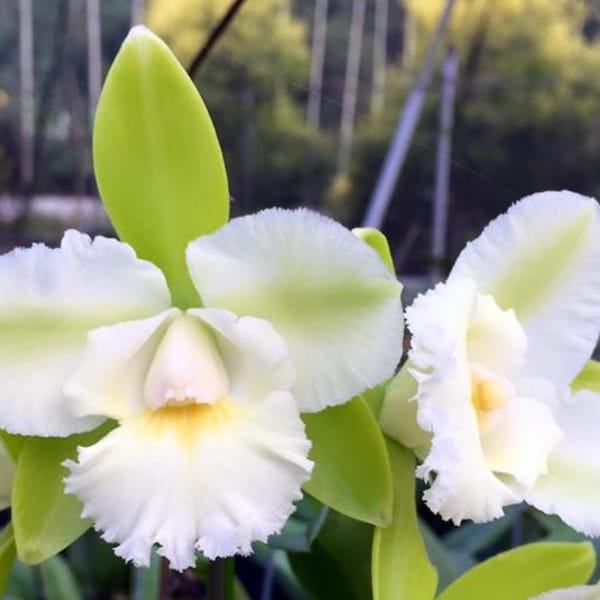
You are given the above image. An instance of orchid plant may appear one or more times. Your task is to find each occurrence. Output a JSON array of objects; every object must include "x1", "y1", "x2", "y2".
[{"x1": 0, "y1": 24, "x2": 598, "y2": 600}]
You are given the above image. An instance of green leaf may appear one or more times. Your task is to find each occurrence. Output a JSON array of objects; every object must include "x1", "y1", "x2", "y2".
[
  {"x1": 352, "y1": 228, "x2": 395, "y2": 274},
  {"x1": 572, "y1": 360, "x2": 600, "y2": 394},
  {"x1": 268, "y1": 495, "x2": 328, "y2": 552},
  {"x1": 302, "y1": 396, "x2": 393, "y2": 526},
  {"x1": 40, "y1": 555, "x2": 83, "y2": 600},
  {"x1": 132, "y1": 550, "x2": 161, "y2": 600},
  {"x1": 437, "y1": 542, "x2": 595, "y2": 600},
  {"x1": 0, "y1": 433, "x2": 26, "y2": 462},
  {"x1": 0, "y1": 524, "x2": 16, "y2": 596},
  {"x1": 372, "y1": 440, "x2": 437, "y2": 600},
  {"x1": 93, "y1": 27, "x2": 229, "y2": 308},
  {"x1": 12, "y1": 424, "x2": 113, "y2": 564},
  {"x1": 289, "y1": 510, "x2": 373, "y2": 600},
  {"x1": 420, "y1": 520, "x2": 474, "y2": 593}
]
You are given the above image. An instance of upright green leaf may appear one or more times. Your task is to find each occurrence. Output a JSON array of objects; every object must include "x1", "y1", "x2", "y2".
[
  {"x1": 132, "y1": 551, "x2": 161, "y2": 600},
  {"x1": 372, "y1": 440, "x2": 437, "y2": 600},
  {"x1": 40, "y1": 556, "x2": 83, "y2": 600},
  {"x1": 94, "y1": 26, "x2": 229, "y2": 307},
  {"x1": 12, "y1": 424, "x2": 112, "y2": 564},
  {"x1": 437, "y1": 542, "x2": 595, "y2": 600},
  {"x1": 303, "y1": 396, "x2": 392, "y2": 526},
  {"x1": 0, "y1": 524, "x2": 16, "y2": 595},
  {"x1": 572, "y1": 360, "x2": 600, "y2": 394}
]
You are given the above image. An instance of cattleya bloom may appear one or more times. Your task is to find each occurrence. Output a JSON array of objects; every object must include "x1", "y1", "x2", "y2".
[
  {"x1": 381, "y1": 191, "x2": 600, "y2": 530},
  {"x1": 0, "y1": 210, "x2": 402, "y2": 570}
]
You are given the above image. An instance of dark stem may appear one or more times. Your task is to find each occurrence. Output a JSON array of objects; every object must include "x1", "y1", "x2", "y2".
[
  {"x1": 159, "y1": 556, "x2": 170, "y2": 600},
  {"x1": 186, "y1": 0, "x2": 249, "y2": 77},
  {"x1": 208, "y1": 557, "x2": 235, "y2": 600}
]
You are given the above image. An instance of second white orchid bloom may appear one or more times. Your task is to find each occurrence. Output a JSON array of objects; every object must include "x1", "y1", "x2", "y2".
[
  {"x1": 381, "y1": 191, "x2": 600, "y2": 531},
  {"x1": 0, "y1": 208, "x2": 402, "y2": 570}
]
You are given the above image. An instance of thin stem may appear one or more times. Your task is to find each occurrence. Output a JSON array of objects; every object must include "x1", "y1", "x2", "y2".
[
  {"x1": 159, "y1": 556, "x2": 170, "y2": 600},
  {"x1": 187, "y1": 0, "x2": 249, "y2": 78},
  {"x1": 208, "y1": 557, "x2": 235, "y2": 600}
]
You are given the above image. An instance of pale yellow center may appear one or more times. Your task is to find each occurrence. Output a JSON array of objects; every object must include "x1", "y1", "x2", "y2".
[
  {"x1": 139, "y1": 398, "x2": 238, "y2": 449},
  {"x1": 471, "y1": 368, "x2": 511, "y2": 431}
]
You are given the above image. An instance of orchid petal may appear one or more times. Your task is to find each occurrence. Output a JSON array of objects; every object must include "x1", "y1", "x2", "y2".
[
  {"x1": 480, "y1": 384, "x2": 561, "y2": 488},
  {"x1": 64, "y1": 391, "x2": 312, "y2": 570},
  {"x1": 532, "y1": 583, "x2": 600, "y2": 600},
  {"x1": 65, "y1": 310, "x2": 179, "y2": 421},
  {"x1": 526, "y1": 390, "x2": 600, "y2": 536},
  {"x1": 189, "y1": 309, "x2": 296, "y2": 402},
  {"x1": 0, "y1": 231, "x2": 171, "y2": 436},
  {"x1": 407, "y1": 279, "x2": 519, "y2": 523},
  {"x1": 450, "y1": 191, "x2": 600, "y2": 387},
  {"x1": 186, "y1": 208, "x2": 403, "y2": 412}
]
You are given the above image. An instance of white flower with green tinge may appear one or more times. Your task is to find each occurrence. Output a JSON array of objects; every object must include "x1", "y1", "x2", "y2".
[
  {"x1": 381, "y1": 190, "x2": 600, "y2": 531},
  {"x1": 0, "y1": 208, "x2": 402, "y2": 570}
]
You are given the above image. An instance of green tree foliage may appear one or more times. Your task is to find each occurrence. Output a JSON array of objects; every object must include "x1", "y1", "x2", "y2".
[
  {"x1": 147, "y1": 0, "x2": 334, "y2": 213},
  {"x1": 345, "y1": 0, "x2": 600, "y2": 273}
]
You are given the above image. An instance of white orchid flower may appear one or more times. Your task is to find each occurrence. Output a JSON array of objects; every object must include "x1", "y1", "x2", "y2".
[
  {"x1": 381, "y1": 191, "x2": 600, "y2": 530},
  {"x1": 0, "y1": 208, "x2": 402, "y2": 570}
]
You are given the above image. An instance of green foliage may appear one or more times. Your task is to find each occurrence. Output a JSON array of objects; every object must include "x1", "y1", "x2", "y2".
[
  {"x1": 0, "y1": 525, "x2": 16, "y2": 596},
  {"x1": 302, "y1": 396, "x2": 393, "y2": 527},
  {"x1": 353, "y1": 228, "x2": 396, "y2": 274},
  {"x1": 437, "y1": 542, "x2": 595, "y2": 600},
  {"x1": 40, "y1": 555, "x2": 83, "y2": 600},
  {"x1": 348, "y1": 0, "x2": 600, "y2": 271},
  {"x1": 372, "y1": 440, "x2": 438, "y2": 600},
  {"x1": 289, "y1": 510, "x2": 373, "y2": 600},
  {"x1": 93, "y1": 27, "x2": 229, "y2": 307},
  {"x1": 12, "y1": 424, "x2": 112, "y2": 564},
  {"x1": 572, "y1": 359, "x2": 600, "y2": 393}
]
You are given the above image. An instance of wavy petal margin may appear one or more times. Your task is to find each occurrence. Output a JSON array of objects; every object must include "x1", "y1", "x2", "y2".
[
  {"x1": 186, "y1": 209, "x2": 403, "y2": 412},
  {"x1": 65, "y1": 391, "x2": 312, "y2": 569}
]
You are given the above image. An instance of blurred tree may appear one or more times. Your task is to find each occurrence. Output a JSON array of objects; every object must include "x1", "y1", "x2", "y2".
[
  {"x1": 341, "y1": 0, "x2": 600, "y2": 274},
  {"x1": 147, "y1": 0, "x2": 335, "y2": 213}
]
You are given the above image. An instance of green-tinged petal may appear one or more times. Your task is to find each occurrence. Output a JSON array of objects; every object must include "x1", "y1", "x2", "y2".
[
  {"x1": 12, "y1": 424, "x2": 113, "y2": 564},
  {"x1": 0, "y1": 231, "x2": 170, "y2": 437},
  {"x1": 379, "y1": 365, "x2": 431, "y2": 459},
  {"x1": 438, "y1": 542, "x2": 595, "y2": 600},
  {"x1": 532, "y1": 582, "x2": 600, "y2": 600},
  {"x1": 302, "y1": 397, "x2": 392, "y2": 526},
  {"x1": 187, "y1": 208, "x2": 403, "y2": 412},
  {"x1": 572, "y1": 360, "x2": 600, "y2": 394},
  {"x1": 94, "y1": 26, "x2": 229, "y2": 308},
  {"x1": 450, "y1": 191, "x2": 600, "y2": 387},
  {"x1": 526, "y1": 390, "x2": 600, "y2": 536},
  {"x1": 372, "y1": 440, "x2": 438, "y2": 600},
  {"x1": 0, "y1": 525, "x2": 16, "y2": 596},
  {"x1": 353, "y1": 228, "x2": 395, "y2": 273}
]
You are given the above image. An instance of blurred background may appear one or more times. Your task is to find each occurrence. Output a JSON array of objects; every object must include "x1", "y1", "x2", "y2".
[{"x1": 3, "y1": 0, "x2": 600, "y2": 281}]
